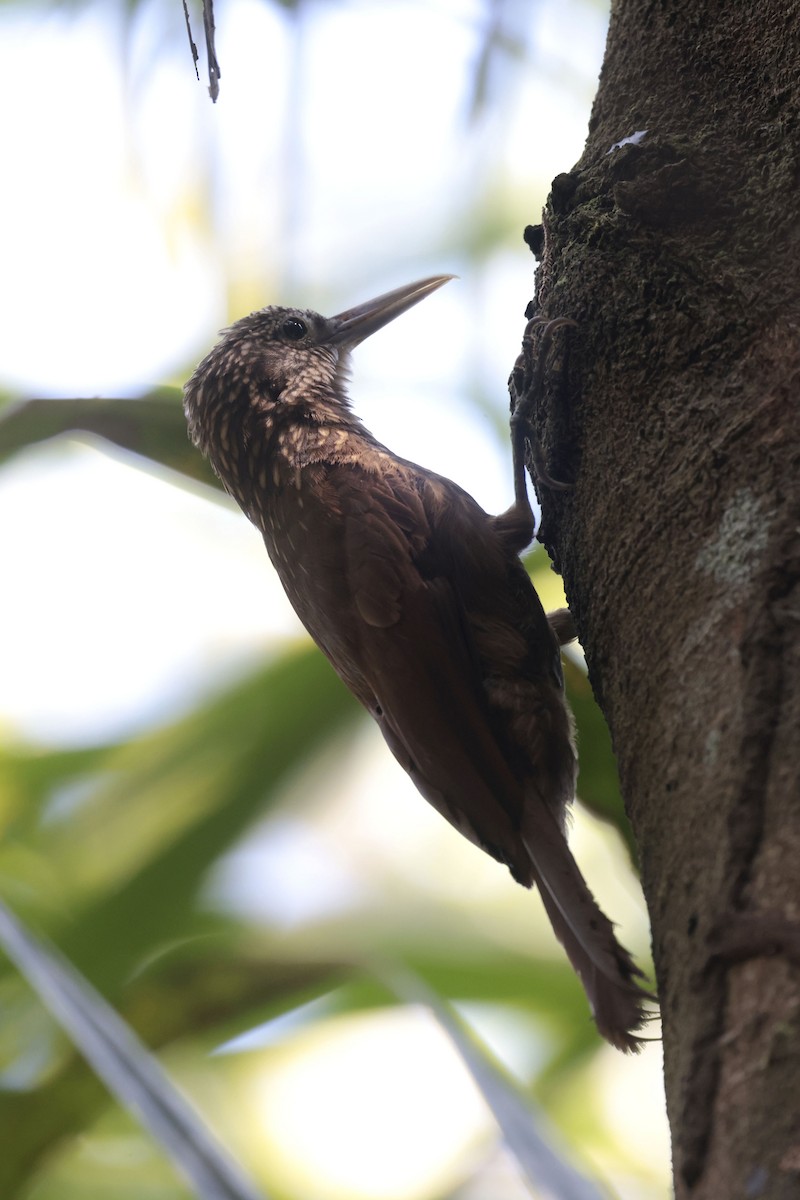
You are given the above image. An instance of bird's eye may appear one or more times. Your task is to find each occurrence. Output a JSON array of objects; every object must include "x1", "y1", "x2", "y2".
[{"x1": 282, "y1": 317, "x2": 307, "y2": 340}]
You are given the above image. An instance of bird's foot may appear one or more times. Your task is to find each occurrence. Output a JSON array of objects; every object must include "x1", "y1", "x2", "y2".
[{"x1": 509, "y1": 316, "x2": 576, "y2": 492}]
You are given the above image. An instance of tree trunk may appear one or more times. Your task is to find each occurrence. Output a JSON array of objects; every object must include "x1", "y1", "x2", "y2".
[{"x1": 525, "y1": 2, "x2": 800, "y2": 1195}]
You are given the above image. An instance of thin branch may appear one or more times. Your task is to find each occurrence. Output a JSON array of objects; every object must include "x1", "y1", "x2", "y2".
[
  {"x1": 182, "y1": 0, "x2": 200, "y2": 81},
  {"x1": 203, "y1": 0, "x2": 221, "y2": 102}
]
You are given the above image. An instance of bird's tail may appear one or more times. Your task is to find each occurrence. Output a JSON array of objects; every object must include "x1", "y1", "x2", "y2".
[{"x1": 521, "y1": 801, "x2": 652, "y2": 1052}]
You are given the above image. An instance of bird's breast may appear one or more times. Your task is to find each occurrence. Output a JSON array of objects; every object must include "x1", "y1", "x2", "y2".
[{"x1": 254, "y1": 465, "x2": 366, "y2": 671}]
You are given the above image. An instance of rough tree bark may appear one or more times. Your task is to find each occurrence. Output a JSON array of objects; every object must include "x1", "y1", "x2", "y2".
[{"x1": 523, "y1": 2, "x2": 800, "y2": 1196}]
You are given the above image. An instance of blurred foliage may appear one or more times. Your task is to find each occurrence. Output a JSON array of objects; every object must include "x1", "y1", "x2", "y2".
[
  {"x1": 0, "y1": 1, "x2": 664, "y2": 1198},
  {"x1": 0, "y1": 899, "x2": 268, "y2": 1200},
  {"x1": 0, "y1": 390, "x2": 650, "y2": 1199},
  {"x1": 0, "y1": 393, "x2": 219, "y2": 491}
]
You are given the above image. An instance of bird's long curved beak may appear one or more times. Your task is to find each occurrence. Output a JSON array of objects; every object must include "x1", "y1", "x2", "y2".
[{"x1": 329, "y1": 275, "x2": 454, "y2": 347}]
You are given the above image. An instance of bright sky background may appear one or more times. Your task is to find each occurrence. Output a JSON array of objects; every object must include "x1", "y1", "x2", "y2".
[
  {"x1": 0, "y1": 2, "x2": 670, "y2": 1197},
  {"x1": 0, "y1": 0, "x2": 609, "y2": 744}
]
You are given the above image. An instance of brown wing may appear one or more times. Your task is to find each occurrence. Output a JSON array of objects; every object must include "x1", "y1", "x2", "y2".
[
  {"x1": 336, "y1": 463, "x2": 534, "y2": 882},
  {"x1": 319, "y1": 461, "x2": 650, "y2": 1049}
]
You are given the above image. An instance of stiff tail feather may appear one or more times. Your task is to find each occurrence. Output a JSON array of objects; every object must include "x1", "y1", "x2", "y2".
[{"x1": 521, "y1": 802, "x2": 652, "y2": 1052}]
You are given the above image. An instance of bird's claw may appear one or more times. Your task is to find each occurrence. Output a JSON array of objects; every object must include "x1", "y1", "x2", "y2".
[
  {"x1": 510, "y1": 407, "x2": 572, "y2": 493},
  {"x1": 509, "y1": 315, "x2": 576, "y2": 492}
]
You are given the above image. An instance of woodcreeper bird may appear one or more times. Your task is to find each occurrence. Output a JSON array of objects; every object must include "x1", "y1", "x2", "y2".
[{"x1": 184, "y1": 276, "x2": 649, "y2": 1049}]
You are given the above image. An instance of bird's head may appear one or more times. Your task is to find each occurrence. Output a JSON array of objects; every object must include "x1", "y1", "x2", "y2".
[{"x1": 184, "y1": 275, "x2": 453, "y2": 460}]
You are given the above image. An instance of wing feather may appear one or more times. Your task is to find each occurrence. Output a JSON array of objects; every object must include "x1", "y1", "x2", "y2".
[
  {"x1": 328, "y1": 461, "x2": 649, "y2": 1048},
  {"x1": 339, "y1": 468, "x2": 532, "y2": 879}
]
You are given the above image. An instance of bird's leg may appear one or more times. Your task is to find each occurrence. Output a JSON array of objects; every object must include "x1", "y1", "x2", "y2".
[
  {"x1": 494, "y1": 316, "x2": 576, "y2": 555},
  {"x1": 512, "y1": 315, "x2": 576, "y2": 496}
]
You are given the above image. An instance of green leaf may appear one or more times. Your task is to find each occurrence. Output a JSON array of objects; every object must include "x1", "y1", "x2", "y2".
[
  {"x1": 0, "y1": 897, "x2": 268, "y2": 1200},
  {"x1": 0, "y1": 393, "x2": 222, "y2": 490},
  {"x1": 377, "y1": 961, "x2": 606, "y2": 1200},
  {"x1": 59, "y1": 647, "x2": 358, "y2": 988},
  {"x1": 0, "y1": 643, "x2": 360, "y2": 991},
  {"x1": 0, "y1": 943, "x2": 345, "y2": 1196}
]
